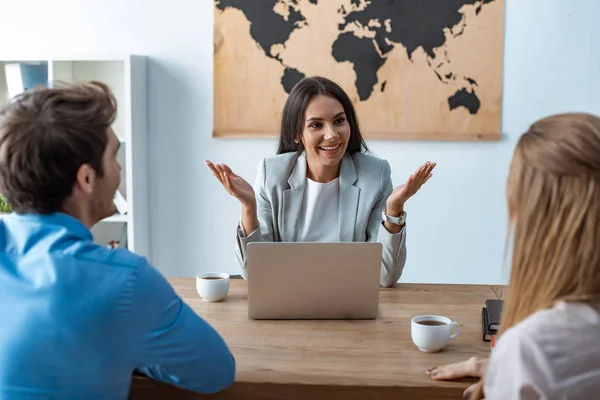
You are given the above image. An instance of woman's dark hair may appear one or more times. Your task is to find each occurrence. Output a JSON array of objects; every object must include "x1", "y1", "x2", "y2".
[{"x1": 276, "y1": 76, "x2": 368, "y2": 154}]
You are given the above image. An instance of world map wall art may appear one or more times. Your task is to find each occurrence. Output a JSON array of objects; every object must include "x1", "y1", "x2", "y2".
[{"x1": 213, "y1": 0, "x2": 504, "y2": 141}]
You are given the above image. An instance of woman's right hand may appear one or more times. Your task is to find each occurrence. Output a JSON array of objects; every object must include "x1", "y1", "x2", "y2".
[{"x1": 205, "y1": 160, "x2": 256, "y2": 208}]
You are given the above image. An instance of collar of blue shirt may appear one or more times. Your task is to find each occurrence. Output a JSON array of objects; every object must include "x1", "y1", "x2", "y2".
[{"x1": 3, "y1": 212, "x2": 92, "y2": 241}]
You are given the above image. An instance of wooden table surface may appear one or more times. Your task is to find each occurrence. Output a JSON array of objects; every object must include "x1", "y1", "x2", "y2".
[
  {"x1": 490, "y1": 285, "x2": 507, "y2": 300},
  {"x1": 129, "y1": 279, "x2": 501, "y2": 400}
]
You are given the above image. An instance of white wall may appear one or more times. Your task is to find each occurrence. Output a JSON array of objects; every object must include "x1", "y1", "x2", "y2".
[{"x1": 1, "y1": 0, "x2": 598, "y2": 284}]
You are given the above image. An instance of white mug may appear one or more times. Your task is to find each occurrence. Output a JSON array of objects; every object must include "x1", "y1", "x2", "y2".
[
  {"x1": 411, "y1": 315, "x2": 460, "y2": 352},
  {"x1": 196, "y1": 272, "x2": 230, "y2": 302}
]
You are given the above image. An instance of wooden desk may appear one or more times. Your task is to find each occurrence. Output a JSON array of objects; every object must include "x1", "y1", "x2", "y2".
[
  {"x1": 129, "y1": 279, "x2": 496, "y2": 400},
  {"x1": 490, "y1": 285, "x2": 507, "y2": 300}
]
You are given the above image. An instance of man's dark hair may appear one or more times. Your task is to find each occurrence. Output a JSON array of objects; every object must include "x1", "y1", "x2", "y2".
[{"x1": 0, "y1": 81, "x2": 117, "y2": 214}]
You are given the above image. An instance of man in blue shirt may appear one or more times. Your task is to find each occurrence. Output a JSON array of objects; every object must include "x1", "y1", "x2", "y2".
[{"x1": 0, "y1": 82, "x2": 235, "y2": 399}]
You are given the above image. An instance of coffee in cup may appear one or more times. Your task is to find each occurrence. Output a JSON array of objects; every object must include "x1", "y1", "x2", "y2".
[
  {"x1": 411, "y1": 315, "x2": 460, "y2": 352},
  {"x1": 196, "y1": 272, "x2": 230, "y2": 302},
  {"x1": 417, "y1": 320, "x2": 447, "y2": 326}
]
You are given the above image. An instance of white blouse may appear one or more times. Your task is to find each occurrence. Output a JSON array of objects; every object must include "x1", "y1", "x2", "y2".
[
  {"x1": 238, "y1": 178, "x2": 340, "y2": 242},
  {"x1": 296, "y1": 177, "x2": 339, "y2": 242},
  {"x1": 484, "y1": 300, "x2": 600, "y2": 400}
]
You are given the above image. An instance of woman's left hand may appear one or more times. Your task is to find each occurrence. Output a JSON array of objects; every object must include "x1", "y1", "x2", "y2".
[
  {"x1": 386, "y1": 161, "x2": 436, "y2": 214},
  {"x1": 426, "y1": 357, "x2": 487, "y2": 399}
]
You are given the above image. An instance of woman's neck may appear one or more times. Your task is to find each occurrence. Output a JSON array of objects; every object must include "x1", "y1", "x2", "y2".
[{"x1": 306, "y1": 160, "x2": 340, "y2": 183}]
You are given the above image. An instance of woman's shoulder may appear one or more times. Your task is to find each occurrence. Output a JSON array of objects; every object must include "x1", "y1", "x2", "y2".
[
  {"x1": 262, "y1": 152, "x2": 298, "y2": 166},
  {"x1": 261, "y1": 152, "x2": 299, "y2": 173},
  {"x1": 257, "y1": 152, "x2": 300, "y2": 185},
  {"x1": 350, "y1": 152, "x2": 391, "y2": 177},
  {"x1": 494, "y1": 301, "x2": 600, "y2": 360},
  {"x1": 486, "y1": 302, "x2": 600, "y2": 396},
  {"x1": 504, "y1": 301, "x2": 599, "y2": 339}
]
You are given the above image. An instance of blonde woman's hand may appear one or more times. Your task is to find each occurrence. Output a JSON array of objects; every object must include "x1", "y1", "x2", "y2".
[
  {"x1": 205, "y1": 160, "x2": 256, "y2": 208},
  {"x1": 385, "y1": 161, "x2": 435, "y2": 214},
  {"x1": 426, "y1": 357, "x2": 488, "y2": 399}
]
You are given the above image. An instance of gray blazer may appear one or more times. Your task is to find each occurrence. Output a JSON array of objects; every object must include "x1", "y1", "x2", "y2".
[{"x1": 235, "y1": 151, "x2": 407, "y2": 287}]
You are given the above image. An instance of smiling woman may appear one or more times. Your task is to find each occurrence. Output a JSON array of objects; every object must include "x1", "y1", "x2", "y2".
[{"x1": 206, "y1": 76, "x2": 435, "y2": 287}]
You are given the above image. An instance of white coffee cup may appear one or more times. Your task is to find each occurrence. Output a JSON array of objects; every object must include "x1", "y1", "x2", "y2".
[
  {"x1": 196, "y1": 272, "x2": 230, "y2": 302},
  {"x1": 411, "y1": 315, "x2": 460, "y2": 352}
]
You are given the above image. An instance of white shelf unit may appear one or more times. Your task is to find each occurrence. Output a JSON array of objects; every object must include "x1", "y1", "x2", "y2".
[
  {"x1": 0, "y1": 57, "x2": 150, "y2": 259},
  {"x1": 102, "y1": 214, "x2": 129, "y2": 223}
]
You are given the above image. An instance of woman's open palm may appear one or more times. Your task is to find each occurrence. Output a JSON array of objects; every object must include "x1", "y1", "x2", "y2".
[
  {"x1": 205, "y1": 160, "x2": 255, "y2": 207},
  {"x1": 387, "y1": 161, "x2": 436, "y2": 210}
]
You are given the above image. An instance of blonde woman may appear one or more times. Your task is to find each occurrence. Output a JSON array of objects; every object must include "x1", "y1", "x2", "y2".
[{"x1": 428, "y1": 112, "x2": 600, "y2": 399}]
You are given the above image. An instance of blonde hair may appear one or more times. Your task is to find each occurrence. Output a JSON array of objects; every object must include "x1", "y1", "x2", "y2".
[{"x1": 473, "y1": 112, "x2": 600, "y2": 399}]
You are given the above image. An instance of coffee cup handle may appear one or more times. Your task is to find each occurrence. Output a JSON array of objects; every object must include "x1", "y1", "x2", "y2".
[{"x1": 449, "y1": 321, "x2": 460, "y2": 339}]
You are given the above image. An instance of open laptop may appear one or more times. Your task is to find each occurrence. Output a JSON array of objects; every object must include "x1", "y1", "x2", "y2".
[{"x1": 246, "y1": 242, "x2": 383, "y2": 320}]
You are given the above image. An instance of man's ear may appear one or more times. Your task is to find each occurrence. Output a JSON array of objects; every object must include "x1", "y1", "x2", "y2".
[{"x1": 74, "y1": 164, "x2": 96, "y2": 195}]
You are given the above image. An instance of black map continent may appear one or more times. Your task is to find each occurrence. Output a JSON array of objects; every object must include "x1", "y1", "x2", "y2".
[
  {"x1": 215, "y1": 0, "x2": 306, "y2": 60},
  {"x1": 332, "y1": 32, "x2": 386, "y2": 101},
  {"x1": 448, "y1": 88, "x2": 480, "y2": 114},
  {"x1": 216, "y1": 0, "x2": 496, "y2": 115}
]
